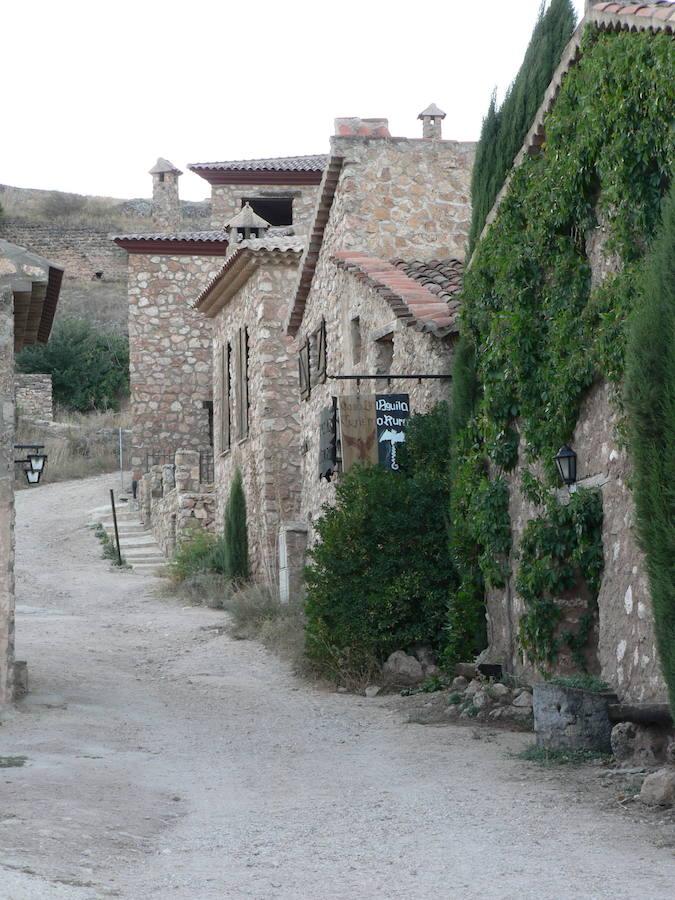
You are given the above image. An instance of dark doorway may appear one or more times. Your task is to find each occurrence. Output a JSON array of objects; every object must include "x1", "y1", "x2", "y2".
[{"x1": 243, "y1": 197, "x2": 293, "y2": 226}]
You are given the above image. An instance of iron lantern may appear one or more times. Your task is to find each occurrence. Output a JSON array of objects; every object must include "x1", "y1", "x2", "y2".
[{"x1": 554, "y1": 444, "x2": 577, "y2": 487}]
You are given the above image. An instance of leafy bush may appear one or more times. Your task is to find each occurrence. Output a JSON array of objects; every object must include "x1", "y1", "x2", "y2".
[
  {"x1": 16, "y1": 318, "x2": 129, "y2": 412},
  {"x1": 549, "y1": 674, "x2": 611, "y2": 693},
  {"x1": 224, "y1": 468, "x2": 249, "y2": 582},
  {"x1": 305, "y1": 407, "x2": 457, "y2": 682},
  {"x1": 624, "y1": 184, "x2": 675, "y2": 714},
  {"x1": 468, "y1": 0, "x2": 576, "y2": 252},
  {"x1": 169, "y1": 529, "x2": 228, "y2": 582}
]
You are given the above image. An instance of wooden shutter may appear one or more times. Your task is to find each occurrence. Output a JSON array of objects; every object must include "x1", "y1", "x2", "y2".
[
  {"x1": 317, "y1": 318, "x2": 327, "y2": 384},
  {"x1": 299, "y1": 339, "x2": 310, "y2": 400},
  {"x1": 220, "y1": 342, "x2": 230, "y2": 453},
  {"x1": 238, "y1": 326, "x2": 249, "y2": 439}
]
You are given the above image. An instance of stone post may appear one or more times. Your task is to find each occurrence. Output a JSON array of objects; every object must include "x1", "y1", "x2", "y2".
[
  {"x1": 0, "y1": 286, "x2": 16, "y2": 705},
  {"x1": 174, "y1": 449, "x2": 200, "y2": 493},
  {"x1": 149, "y1": 158, "x2": 182, "y2": 232}
]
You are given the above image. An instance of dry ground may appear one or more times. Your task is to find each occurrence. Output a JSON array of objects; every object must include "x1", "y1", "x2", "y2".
[{"x1": 0, "y1": 474, "x2": 673, "y2": 899}]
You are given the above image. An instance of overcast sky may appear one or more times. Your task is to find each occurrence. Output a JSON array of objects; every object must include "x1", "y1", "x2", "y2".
[{"x1": 4, "y1": 0, "x2": 586, "y2": 202}]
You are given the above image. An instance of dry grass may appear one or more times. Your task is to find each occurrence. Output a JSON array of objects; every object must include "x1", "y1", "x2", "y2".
[{"x1": 15, "y1": 407, "x2": 131, "y2": 487}]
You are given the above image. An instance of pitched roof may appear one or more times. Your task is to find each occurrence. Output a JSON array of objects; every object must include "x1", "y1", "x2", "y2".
[
  {"x1": 475, "y1": 0, "x2": 675, "y2": 253},
  {"x1": 149, "y1": 157, "x2": 182, "y2": 175},
  {"x1": 194, "y1": 237, "x2": 304, "y2": 316},
  {"x1": 286, "y1": 156, "x2": 345, "y2": 336},
  {"x1": 418, "y1": 103, "x2": 446, "y2": 120},
  {"x1": 189, "y1": 155, "x2": 328, "y2": 173},
  {"x1": 224, "y1": 202, "x2": 271, "y2": 229},
  {"x1": 332, "y1": 251, "x2": 462, "y2": 337},
  {"x1": 112, "y1": 230, "x2": 229, "y2": 255}
]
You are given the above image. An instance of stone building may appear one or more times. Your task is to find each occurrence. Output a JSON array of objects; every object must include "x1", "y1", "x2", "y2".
[
  {"x1": 0, "y1": 239, "x2": 63, "y2": 705},
  {"x1": 114, "y1": 155, "x2": 326, "y2": 478},
  {"x1": 194, "y1": 222, "x2": 304, "y2": 587},
  {"x1": 472, "y1": 1, "x2": 674, "y2": 704},
  {"x1": 286, "y1": 111, "x2": 474, "y2": 547}
]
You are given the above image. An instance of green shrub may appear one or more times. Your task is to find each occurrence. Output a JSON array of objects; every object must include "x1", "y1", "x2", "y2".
[
  {"x1": 624, "y1": 185, "x2": 675, "y2": 714},
  {"x1": 224, "y1": 468, "x2": 249, "y2": 582},
  {"x1": 305, "y1": 410, "x2": 457, "y2": 682},
  {"x1": 16, "y1": 317, "x2": 129, "y2": 412},
  {"x1": 169, "y1": 529, "x2": 228, "y2": 582}
]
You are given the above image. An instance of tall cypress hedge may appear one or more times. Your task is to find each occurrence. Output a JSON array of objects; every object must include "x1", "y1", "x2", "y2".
[
  {"x1": 224, "y1": 468, "x2": 249, "y2": 582},
  {"x1": 624, "y1": 185, "x2": 675, "y2": 713},
  {"x1": 468, "y1": 0, "x2": 576, "y2": 252}
]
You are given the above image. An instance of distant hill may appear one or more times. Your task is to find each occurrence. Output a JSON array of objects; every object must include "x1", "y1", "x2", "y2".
[{"x1": 0, "y1": 184, "x2": 211, "y2": 334}]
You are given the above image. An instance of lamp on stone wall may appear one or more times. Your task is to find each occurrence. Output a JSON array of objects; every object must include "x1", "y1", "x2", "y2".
[
  {"x1": 554, "y1": 444, "x2": 577, "y2": 488},
  {"x1": 14, "y1": 445, "x2": 48, "y2": 486}
]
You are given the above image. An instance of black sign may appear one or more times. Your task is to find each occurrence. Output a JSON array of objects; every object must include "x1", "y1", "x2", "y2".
[
  {"x1": 318, "y1": 399, "x2": 338, "y2": 480},
  {"x1": 376, "y1": 394, "x2": 410, "y2": 471}
]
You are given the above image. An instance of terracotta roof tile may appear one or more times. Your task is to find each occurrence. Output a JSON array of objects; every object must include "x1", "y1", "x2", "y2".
[
  {"x1": 188, "y1": 155, "x2": 328, "y2": 173},
  {"x1": 332, "y1": 251, "x2": 463, "y2": 337}
]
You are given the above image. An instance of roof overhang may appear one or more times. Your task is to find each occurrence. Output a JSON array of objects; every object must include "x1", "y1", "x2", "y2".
[
  {"x1": 0, "y1": 240, "x2": 64, "y2": 351},
  {"x1": 188, "y1": 168, "x2": 324, "y2": 187},
  {"x1": 113, "y1": 237, "x2": 229, "y2": 256},
  {"x1": 195, "y1": 243, "x2": 303, "y2": 318}
]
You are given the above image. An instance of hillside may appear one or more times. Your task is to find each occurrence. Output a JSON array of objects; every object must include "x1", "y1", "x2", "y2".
[{"x1": 0, "y1": 183, "x2": 211, "y2": 333}]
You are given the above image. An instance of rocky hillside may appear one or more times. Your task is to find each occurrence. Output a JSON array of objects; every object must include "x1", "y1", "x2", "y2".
[{"x1": 0, "y1": 184, "x2": 211, "y2": 334}]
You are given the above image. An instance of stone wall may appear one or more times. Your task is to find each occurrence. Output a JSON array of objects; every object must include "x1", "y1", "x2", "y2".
[
  {"x1": 484, "y1": 213, "x2": 668, "y2": 705},
  {"x1": 127, "y1": 253, "x2": 226, "y2": 472},
  {"x1": 139, "y1": 450, "x2": 215, "y2": 558},
  {"x1": 15, "y1": 373, "x2": 53, "y2": 422},
  {"x1": 211, "y1": 184, "x2": 320, "y2": 234},
  {"x1": 0, "y1": 222, "x2": 128, "y2": 281},
  {"x1": 211, "y1": 258, "x2": 303, "y2": 582},
  {"x1": 297, "y1": 267, "x2": 455, "y2": 545},
  {"x1": 0, "y1": 285, "x2": 16, "y2": 705},
  {"x1": 324, "y1": 135, "x2": 475, "y2": 261}
]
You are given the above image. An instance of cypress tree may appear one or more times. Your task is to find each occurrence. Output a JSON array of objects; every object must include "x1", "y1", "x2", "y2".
[
  {"x1": 224, "y1": 468, "x2": 250, "y2": 582},
  {"x1": 469, "y1": 0, "x2": 576, "y2": 252},
  {"x1": 624, "y1": 185, "x2": 675, "y2": 714}
]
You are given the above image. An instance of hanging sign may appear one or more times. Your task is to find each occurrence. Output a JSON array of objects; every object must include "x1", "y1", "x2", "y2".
[
  {"x1": 376, "y1": 393, "x2": 410, "y2": 471},
  {"x1": 318, "y1": 399, "x2": 338, "y2": 481},
  {"x1": 338, "y1": 394, "x2": 378, "y2": 473}
]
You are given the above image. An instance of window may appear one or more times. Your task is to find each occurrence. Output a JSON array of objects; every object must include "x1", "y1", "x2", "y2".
[
  {"x1": 235, "y1": 327, "x2": 249, "y2": 440},
  {"x1": 159, "y1": 172, "x2": 165, "y2": 183},
  {"x1": 220, "y1": 343, "x2": 231, "y2": 453},
  {"x1": 242, "y1": 196, "x2": 293, "y2": 226},
  {"x1": 309, "y1": 318, "x2": 327, "y2": 387},
  {"x1": 350, "y1": 317, "x2": 362, "y2": 367},
  {"x1": 299, "y1": 339, "x2": 311, "y2": 401},
  {"x1": 374, "y1": 333, "x2": 394, "y2": 375}
]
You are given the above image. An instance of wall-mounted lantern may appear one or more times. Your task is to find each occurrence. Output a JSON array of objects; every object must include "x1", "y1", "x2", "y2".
[
  {"x1": 14, "y1": 445, "x2": 48, "y2": 486},
  {"x1": 554, "y1": 444, "x2": 577, "y2": 488}
]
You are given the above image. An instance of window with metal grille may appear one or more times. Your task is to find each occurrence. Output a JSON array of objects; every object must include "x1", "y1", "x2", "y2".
[
  {"x1": 298, "y1": 339, "x2": 310, "y2": 400},
  {"x1": 236, "y1": 327, "x2": 249, "y2": 440},
  {"x1": 220, "y1": 342, "x2": 231, "y2": 453}
]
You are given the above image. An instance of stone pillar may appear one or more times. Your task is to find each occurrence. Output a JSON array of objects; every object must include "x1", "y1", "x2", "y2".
[
  {"x1": 0, "y1": 286, "x2": 16, "y2": 705},
  {"x1": 417, "y1": 103, "x2": 446, "y2": 140},
  {"x1": 175, "y1": 449, "x2": 200, "y2": 493},
  {"x1": 278, "y1": 522, "x2": 308, "y2": 603},
  {"x1": 149, "y1": 158, "x2": 182, "y2": 232}
]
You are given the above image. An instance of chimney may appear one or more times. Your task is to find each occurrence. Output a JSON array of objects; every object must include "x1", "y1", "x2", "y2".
[
  {"x1": 224, "y1": 203, "x2": 270, "y2": 256},
  {"x1": 149, "y1": 158, "x2": 182, "y2": 231},
  {"x1": 418, "y1": 103, "x2": 446, "y2": 140},
  {"x1": 333, "y1": 117, "x2": 391, "y2": 138}
]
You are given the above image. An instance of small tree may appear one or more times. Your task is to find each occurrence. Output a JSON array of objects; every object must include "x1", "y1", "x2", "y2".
[
  {"x1": 624, "y1": 185, "x2": 675, "y2": 714},
  {"x1": 224, "y1": 468, "x2": 249, "y2": 582}
]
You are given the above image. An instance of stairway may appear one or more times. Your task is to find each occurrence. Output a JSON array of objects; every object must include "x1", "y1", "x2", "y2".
[{"x1": 89, "y1": 501, "x2": 168, "y2": 575}]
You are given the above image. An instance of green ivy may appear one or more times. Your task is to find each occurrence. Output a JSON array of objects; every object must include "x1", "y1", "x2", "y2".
[
  {"x1": 517, "y1": 489, "x2": 604, "y2": 671},
  {"x1": 451, "y1": 27, "x2": 673, "y2": 668}
]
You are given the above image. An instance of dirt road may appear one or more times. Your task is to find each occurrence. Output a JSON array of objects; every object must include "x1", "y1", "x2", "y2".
[{"x1": 0, "y1": 475, "x2": 673, "y2": 899}]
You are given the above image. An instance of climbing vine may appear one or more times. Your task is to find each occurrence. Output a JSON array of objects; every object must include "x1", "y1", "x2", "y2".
[
  {"x1": 517, "y1": 489, "x2": 604, "y2": 670},
  {"x1": 447, "y1": 27, "x2": 674, "y2": 667}
]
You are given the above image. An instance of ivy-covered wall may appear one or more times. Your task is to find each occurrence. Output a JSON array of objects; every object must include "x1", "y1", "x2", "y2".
[{"x1": 455, "y1": 26, "x2": 674, "y2": 702}]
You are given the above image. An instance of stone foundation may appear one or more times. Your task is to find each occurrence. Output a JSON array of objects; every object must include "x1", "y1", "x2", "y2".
[
  {"x1": 139, "y1": 449, "x2": 215, "y2": 558},
  {"x1": 15, "y1": 373, "x2": 53, "y2": 422}
]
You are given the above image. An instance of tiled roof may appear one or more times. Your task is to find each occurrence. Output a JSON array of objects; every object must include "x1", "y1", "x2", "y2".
[
  {"x1": 149, "y1": 157, "x2": 182, "y2": 175},
  {"x1": 0, "y1": 239, "x2": 63, "y2": 349},
  {"x1": 188, "y1": 155, "x2": 328, "y2": 173},
  {"x1": 194, "y1": 237, "x2": 304, "y2": 316},
  {"x1": 287, "y1": 156, "x2": 345, "y2": 336},
  {"x1": 332, "y1": 251, "x2": 463, "y2": 337},
  {"x1": 475, "y1": 0, "x2": 675, "y2": 253},
  {"x1": 113, "y1": 230, "x2": 227, "y2": 242}
]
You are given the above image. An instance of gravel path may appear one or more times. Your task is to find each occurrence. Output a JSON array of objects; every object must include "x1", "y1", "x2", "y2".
[{"x1": 0, "y1": 474, "x2": 673, "y2": 899}]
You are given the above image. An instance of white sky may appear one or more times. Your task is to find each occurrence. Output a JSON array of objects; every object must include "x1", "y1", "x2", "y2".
[{"x1": 4, "y1": 0, "x2": 587, "y2": 202}]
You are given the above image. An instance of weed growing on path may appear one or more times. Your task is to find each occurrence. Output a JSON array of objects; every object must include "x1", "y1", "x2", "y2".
[
  {"x1": 516, "y1": 745, "x2": 613, "y2": 767},
  {"x1": 0, "y1": 756, "x2": 27, "y2": 768}
]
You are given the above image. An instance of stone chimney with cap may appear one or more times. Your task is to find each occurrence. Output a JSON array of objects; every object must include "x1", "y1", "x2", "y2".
[
  {"x1": 418, "y1": 103, "x2": 446, "y2": 140},
  {"x1": 224, "y1": 202, "x2": 270, "y2": 256},
  {"x1": 149, "y1": 158, "x2": 182, "y2": 231}
]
